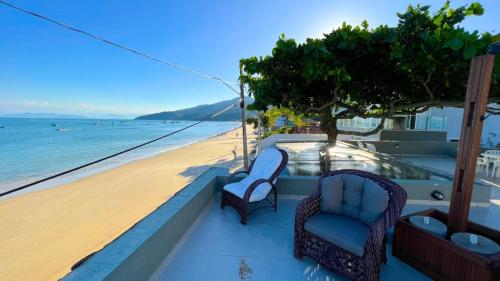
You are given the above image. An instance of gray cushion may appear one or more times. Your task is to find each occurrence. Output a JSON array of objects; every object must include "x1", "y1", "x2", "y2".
[
  {"x1": 359, "y1": 179, "x2": 389, "y2": 224},
  {"x1": 320, "y1": 175, "x2": 344, "y2": 214},
  {"x1": 341, "y1": 175, "x2": 365, "y2": 220},
  {"x1": 318, "y1": 174, "x2": 389, "y2": 225},
  {"x1": 305, "y1": 213, "x2": 369, "y2": 257}
]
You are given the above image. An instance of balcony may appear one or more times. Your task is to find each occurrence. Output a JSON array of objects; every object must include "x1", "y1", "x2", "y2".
[{"x1": 63, "y1": 161, "x2": 500, "y2": 281}]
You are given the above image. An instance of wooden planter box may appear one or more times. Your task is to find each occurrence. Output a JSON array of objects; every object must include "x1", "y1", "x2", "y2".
[{"x1": 393, "y1": 209, "x2": 500, "y2": 281}]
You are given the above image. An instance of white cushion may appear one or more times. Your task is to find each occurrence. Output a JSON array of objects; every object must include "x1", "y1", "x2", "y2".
[
  {"x1": 249, "y1": 148, "x2": 284, "y2": 182},
  {"x1": 223, "y1": 148, "x2": 284, "y2": 202},
  {"x1": 223, "y1": 175, "x2": 273, "y2": 202}
]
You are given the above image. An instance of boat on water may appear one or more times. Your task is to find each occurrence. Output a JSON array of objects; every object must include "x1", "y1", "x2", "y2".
[
  {"x1": 56, "y1": 128, "x2": 69, "y2": 132},
  {"x1": 51, "y1": 122, "x2": 57, "y2": 126}
]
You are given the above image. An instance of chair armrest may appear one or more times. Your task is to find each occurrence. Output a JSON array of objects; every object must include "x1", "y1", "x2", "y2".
[
  {"x1": 365, "y1": 184, "x2": 407, "y2": 259},
  {"x1": 365, "y1": 216, "x2": 387, "y2": 260},
  {"x1": 294, "y1": 190, "x2": 321, "y2": 235},
  {"x1": 224, "y1": 170, "x2": 250, "y2": 185}
]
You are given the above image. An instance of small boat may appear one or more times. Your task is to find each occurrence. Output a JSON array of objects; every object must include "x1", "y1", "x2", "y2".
[
  {"x1": 51, "y1": 123, "x2": 57, "y2": 127},
  {"x1": 56, "y1": 128, "x2": 68, "y2": 132}
]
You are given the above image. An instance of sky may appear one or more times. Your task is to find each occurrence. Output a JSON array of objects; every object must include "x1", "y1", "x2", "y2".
[{"x1": 0, "y1": 0, "x2": 498, "y2": 117}]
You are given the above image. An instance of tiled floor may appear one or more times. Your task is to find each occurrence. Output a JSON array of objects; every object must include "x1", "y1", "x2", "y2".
[{"x1": 155, "y1": 196, "x2": 433, "y2": 281}]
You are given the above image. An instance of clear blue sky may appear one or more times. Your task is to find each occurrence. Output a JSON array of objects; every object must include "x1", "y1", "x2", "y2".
[{"x1": 0, "y1": 0, "x2": 498, "y2": 117}]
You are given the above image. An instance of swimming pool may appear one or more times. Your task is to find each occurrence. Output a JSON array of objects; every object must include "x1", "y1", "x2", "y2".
[{"x1": 276, "y1": 141, "x2": 450, "y2": 181}]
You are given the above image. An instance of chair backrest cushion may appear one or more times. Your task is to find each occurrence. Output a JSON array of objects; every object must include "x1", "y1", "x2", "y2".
[
  {"x1": 249, "y1": 148, "x2": 284, "y2": 181},
  {"x1": 342, "y1": 175, "x2": 366, "y2": 220},
  {"x1": 359, "y1": 179, "x2": 389, "y2": 224},
  {"x1": 320, "y1": 175, "x2": 344, "y2": 213},
  {"x1": 320, "y1": 173, "x2": 389, "y2": 225}
]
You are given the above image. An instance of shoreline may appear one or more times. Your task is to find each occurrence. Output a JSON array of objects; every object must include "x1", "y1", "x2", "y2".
[
  {"x1": 0, "y1": 125, "x2": 241, "y2": 199},
  {"x1": 0, "y1": 126, "x2": 255, "y2": 281}
]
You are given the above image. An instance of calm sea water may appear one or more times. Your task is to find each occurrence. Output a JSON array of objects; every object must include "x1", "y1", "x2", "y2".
[{"x1": 0, "y1": 118, "x2": 240, "y2": 193}]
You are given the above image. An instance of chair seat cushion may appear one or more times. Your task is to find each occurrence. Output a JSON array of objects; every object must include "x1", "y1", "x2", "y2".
[
  {"x1": 223, "y1": 175, "x2": 272, "y2": 202},
  {"x1": 304, "y1": 213, "x2": 369, "y2": 257}
]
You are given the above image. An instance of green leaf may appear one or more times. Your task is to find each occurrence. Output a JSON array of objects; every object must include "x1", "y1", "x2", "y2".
[
  {"x1": 433, "y1": 14, "x2": 443, "y2": 26},
  {"x1": 462, "y1": 45, "x2": 477, "y2": 59},
  {"x1": 466, "y1": 3, "x2": 484, "y2": 16},
  {"x1": 444, "y1": 38, "x2": 464, "y2": 50},
  {"x1": 443, "y1": 1, "x2": 450, "y2": 10},
  {"x1": 361, "y1": 20, "x2": 369, "y2": 30}
]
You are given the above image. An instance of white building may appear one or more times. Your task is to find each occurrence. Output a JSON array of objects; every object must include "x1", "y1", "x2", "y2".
[{"x1": 337, "y1": 107, "x2": 499, "y2": 147}]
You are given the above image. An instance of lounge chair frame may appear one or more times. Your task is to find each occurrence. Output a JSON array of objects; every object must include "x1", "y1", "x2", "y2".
[{"x1": 221, "y1": 148, "x2": 288, "y2": 224}]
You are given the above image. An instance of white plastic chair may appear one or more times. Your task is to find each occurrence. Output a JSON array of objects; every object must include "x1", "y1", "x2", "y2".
[
  {"x1": 476, "y1": 158, "x2": 488, "y2": 175},
  {"x1": 484, "y1": 150, "x2": 500, "y2": 176},
  {"x1": 492, "y1": 159, "x2": 500, "y2": 178}
]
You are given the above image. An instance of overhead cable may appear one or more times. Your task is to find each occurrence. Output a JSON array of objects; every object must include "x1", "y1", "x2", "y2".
[{"x1": 0, "y1": 0, "x2": 240, "y2": 95}]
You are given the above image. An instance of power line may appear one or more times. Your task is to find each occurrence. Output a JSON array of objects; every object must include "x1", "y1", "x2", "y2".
[
  {"x1": 0, "y1": 100, "x2": 240, "y2": 197},
  {"x1": 0, "y1": 0, "x2": 240, "y2": 95}
]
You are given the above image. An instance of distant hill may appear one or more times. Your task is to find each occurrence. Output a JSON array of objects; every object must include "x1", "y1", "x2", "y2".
[
  {"x1": 136, "y1": 98, "x2": 255, "y2": 121},
  {"x1": 0, "y1": 113, "x2": 87, "y2": 119}
]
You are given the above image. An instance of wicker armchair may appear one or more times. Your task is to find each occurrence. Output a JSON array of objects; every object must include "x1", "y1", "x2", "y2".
[
  {"x1": 221, "y1": 148, "x2": 288, "y2": 224},
  {"x1": 294, "y1": 169, "x2": 407, "y2": 281}
]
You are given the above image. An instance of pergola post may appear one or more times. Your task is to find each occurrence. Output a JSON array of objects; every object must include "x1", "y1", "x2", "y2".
[{"x1": 447, "y1": 52, "x2": 496, "y2": 232}]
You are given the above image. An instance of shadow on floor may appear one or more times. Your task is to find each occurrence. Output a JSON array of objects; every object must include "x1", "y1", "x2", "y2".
[{"x1": 178, "y1": 156, "x2": 244, "y2": 181}]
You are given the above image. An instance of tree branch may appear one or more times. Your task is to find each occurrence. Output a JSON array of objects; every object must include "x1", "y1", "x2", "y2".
[
  {"x1": 419, "y1": 69, "x2": 435, "y2": 100},
  {"x1": 306, "y1": 86, "x2": 342, "y2": 113}
]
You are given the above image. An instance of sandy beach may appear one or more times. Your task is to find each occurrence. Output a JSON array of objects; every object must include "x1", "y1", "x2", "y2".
[{"x1": 0, "y1": 126, "x2": 255, "y2": 281}]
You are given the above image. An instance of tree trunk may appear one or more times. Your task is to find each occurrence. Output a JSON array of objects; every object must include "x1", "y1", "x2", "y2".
[{"x1": 320, "y1": 107, "x2": 338, "y2": 142}]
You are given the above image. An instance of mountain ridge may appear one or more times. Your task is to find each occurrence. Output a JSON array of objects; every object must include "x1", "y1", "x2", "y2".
[{"x1": 135, "y1": 98, "x2": 255, "y2": 121}]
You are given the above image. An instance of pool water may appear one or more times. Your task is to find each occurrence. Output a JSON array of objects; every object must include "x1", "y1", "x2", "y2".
[{"x1": 276, "y1": 142, "x2": 450, "y2": 181}]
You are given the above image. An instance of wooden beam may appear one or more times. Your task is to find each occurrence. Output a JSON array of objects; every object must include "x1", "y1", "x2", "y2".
[{"x1": 448, "y1": 54, "x2": 496, "y2": 232}]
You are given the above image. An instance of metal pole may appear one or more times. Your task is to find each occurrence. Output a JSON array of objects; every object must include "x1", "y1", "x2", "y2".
[{"x1": 239, "y1": 65, "x2": 249, "y2": 169}]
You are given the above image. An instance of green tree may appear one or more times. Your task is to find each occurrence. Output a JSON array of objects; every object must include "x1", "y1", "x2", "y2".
[
  {"x1": 265, "y1": 106, "x2": 304, "y2": 132},
  {"x1": 241, "y1": 2, "x2": 499, "y2": 141},
  {"x1": 246, "y1": 115, "x2": 269, "y2": 130}
]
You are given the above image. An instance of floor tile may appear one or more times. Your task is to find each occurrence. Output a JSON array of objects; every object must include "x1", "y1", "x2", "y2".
[
  {"x1": 268, "y1": 258, "x2": 344, "y2": 281},
  {"x1": 156, "y1": 254, "x2": 209, "y2": 281},
  {"x1": 202, "y1": 255, "x2": 269, "y2": 281},
  {"x1": 156, "y1": 198, "x2": 472, "y2": 281}
]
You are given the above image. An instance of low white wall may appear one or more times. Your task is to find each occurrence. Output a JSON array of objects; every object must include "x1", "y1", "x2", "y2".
[{"x1": 262, "y1": 134, "x2": 327, "y2": 149}]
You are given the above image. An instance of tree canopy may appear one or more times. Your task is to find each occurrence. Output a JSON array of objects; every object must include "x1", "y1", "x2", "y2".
[{"x1": 240, "y1": 1, "x2": 499, "y2": 140}]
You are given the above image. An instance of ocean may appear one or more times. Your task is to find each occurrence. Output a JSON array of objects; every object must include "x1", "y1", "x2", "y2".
[{"x1": 0, "y1": 118, "x2": 240, "y2": 194}]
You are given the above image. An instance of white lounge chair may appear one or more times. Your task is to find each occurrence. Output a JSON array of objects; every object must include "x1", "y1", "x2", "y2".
[{"x1": 221, "y1": 148, "x2": 288, "y2": 224}]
